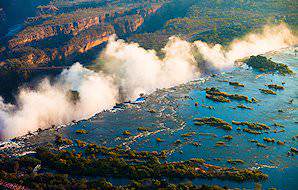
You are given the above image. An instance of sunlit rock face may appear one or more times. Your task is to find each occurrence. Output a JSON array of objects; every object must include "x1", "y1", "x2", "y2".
[{"x1": 6, "y1": 3, "x2": 162, "y2": 63}]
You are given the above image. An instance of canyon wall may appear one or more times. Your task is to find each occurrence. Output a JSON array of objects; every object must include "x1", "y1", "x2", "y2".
[
  {"x1": 3, "y1": 3, "x2": 163, "y2": 67},
  {"x1": 0, "y1": 1, "x2": 167, "y2": 101},
  {"x1": 0, "y1": 0, "x2": 169, "y2": 101},
  {"x1": 8, "y1": 5, "x2": 162, "y2": 48}
]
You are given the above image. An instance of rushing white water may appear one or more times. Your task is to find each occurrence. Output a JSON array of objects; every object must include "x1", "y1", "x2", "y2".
[{"x1": 0, "y1": 23, "x2": 297, "y2": 139}]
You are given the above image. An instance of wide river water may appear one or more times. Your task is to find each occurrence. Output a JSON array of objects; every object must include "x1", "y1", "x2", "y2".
[
  {"x1": 2, "y1": 47, "x2": 297, "y2": 189},
  {"x1": 57, "y1": 47, "x2": 297, "y2": 189}
]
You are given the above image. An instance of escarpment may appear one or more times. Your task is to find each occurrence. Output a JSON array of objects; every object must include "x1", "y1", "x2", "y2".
[
  {"x1": 2, "y1": 1, "x2": 165, "y2": 68},
  {"x1": 8, "y1": 16, "x2": 102, "y2": 48},
  {"x1": 0, "y1": 1, "x2": 169, "y2": 101}
]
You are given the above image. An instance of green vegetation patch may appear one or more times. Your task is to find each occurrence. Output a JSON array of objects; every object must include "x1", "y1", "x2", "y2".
[
  {"x1": 266, "y1": 84, "x2": 285, "y2": 90},
  {"x1": 194, "y1": 117, "x2": 232, "y2": 130},
  {"x1": 206, "y1": 87, "x2": 251, "y2": 102},
  {"x1": 55, "y1": 135, "x2": 73, "y2": 145},
  {"x1": 257, "y1": 143, "x2": 266, "y2": 148},
  {"x1": 259, "y1": 88, "x2": 277, "y2": 95},
  {"x1": 0, "y1": 145, "x2": 268, "y2": 189},
  {"x1": 223, "y1": 135, "x2": 233, "y2": 140},
  {"x1": 76, "y1": 129, "x2": 88, "y2": 134},
  {"x1": 263, "y1": 137, "x2": 275, "y2": 143},
  {"x1": 237, "y1": 104, "x2": 253, "y2": 110},
  {"x1": 229, "y1": 81, "x2": 245, "y2": 87},
  {"x1": 227, "y1": 159, "x2": 245, "y2": 165},
  {"x1": 232, "y1": 121, "x2": 270, "y2": 130},
  {"x1": 277, "y1": 141, "x2": 285, "y2": 145},
  {"x1": 206, "y1": 94, "x2": 231, "y2": 103},
  {"x1": 290, "y1": 147, "x2": 298, "y2": 153},
  {"x1": 137, "y1": 127, "x2": 150, "y2": 132},
  {"x1": 181, "y1": 132, "x2": 196, "y2": 137},
  {"x1": 245, "y1": 55, "x2": 294, "y2": 75},
  {"x1": 243, "y1": 128, "x2": 262, "y2": 135},
  {"x1": 123, "y1": 130, "x2": 131, "y2": 136}
]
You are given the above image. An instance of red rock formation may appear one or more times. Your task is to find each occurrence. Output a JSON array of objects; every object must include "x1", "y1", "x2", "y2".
[
  {"x1": 4, "y1": 2, "x2": 164, "y2": 68},
  {"x1": 8, "y1": 4, "x2": 162, "y2": 49}
]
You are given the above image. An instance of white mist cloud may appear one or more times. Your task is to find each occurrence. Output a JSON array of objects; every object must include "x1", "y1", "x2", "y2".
[
  {"x1": 101, "y1": 36, "x2": 199, "y2": 99},
  {"x1": 0, "y1": 63, "x2": 118, "y2": 138},
  {"x1": 59, "y1": 63, "x2": 118, "y2": 118},
  {"x1": 0, "y1": 23, "x2": 297, "y2": 139},
  {"x1": 194, "y1": 23, "x2": 298, "y2": 70}
]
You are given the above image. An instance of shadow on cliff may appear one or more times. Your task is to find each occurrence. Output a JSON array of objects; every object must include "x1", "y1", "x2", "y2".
[{"x1": 135, "y1": 0, "x2": 195, "y2": 34}]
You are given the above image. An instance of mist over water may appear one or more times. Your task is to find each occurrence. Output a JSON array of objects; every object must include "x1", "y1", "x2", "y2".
[
  {"x1": 0, "y1": 63, "x2": 118, "y2": 138},
  {"x1": 0, "y1": 23, "x2": 297, "y2": 139},
  {"x1": 194, "y1": 23, "x2": 298, "y2": 69},
  {"x1": 102, "y1": 36, "x2": 199, "y2": 99}
]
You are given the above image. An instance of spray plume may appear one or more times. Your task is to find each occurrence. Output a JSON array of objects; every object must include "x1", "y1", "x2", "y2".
[
  {"x1": 194, "y1": 23, "x2": 298, "y2": 69},
  {"x1": 0, "y1": 63, "x2": 118, "y2": 138},
  {"x1": 0, "y1": 23, "x2": 297, "y2": 139},
  {"x1": 101, "y1": 36, "x2": 199, "y2": 99}
]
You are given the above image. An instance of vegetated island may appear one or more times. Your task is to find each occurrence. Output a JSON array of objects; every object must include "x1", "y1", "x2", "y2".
[
  {"x1": 0, "y1": 140, "x2": 268, "y2": 189},
  {"x1": 245, "y1": 55, "x2": 294, "y2": 75}
]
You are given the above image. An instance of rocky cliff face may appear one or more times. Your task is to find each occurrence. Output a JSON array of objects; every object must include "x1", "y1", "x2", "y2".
[
  {"x1": 113, "y1": 14, "x2": 145, "y2": 34},
  {"x1": 62, "y1": 24, "x2": 115, "y2": 57},
  {"x1": 8, "y1": 16, "x2": 102, "y2": 48},
  {"x1": 3, "y1": 2, "x2": 163, "y2": 68},
  {"x1": 8, "y1": 4, "x2": 161, "y2": 49},
  {"x1": 0, "y1": 0, "x2": 168, "y2": 101}
]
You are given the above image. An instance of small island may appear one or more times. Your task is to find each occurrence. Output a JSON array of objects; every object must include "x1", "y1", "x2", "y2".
[{"x1": 245, "y1": 55, "x2": 294, "y2": 75}]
